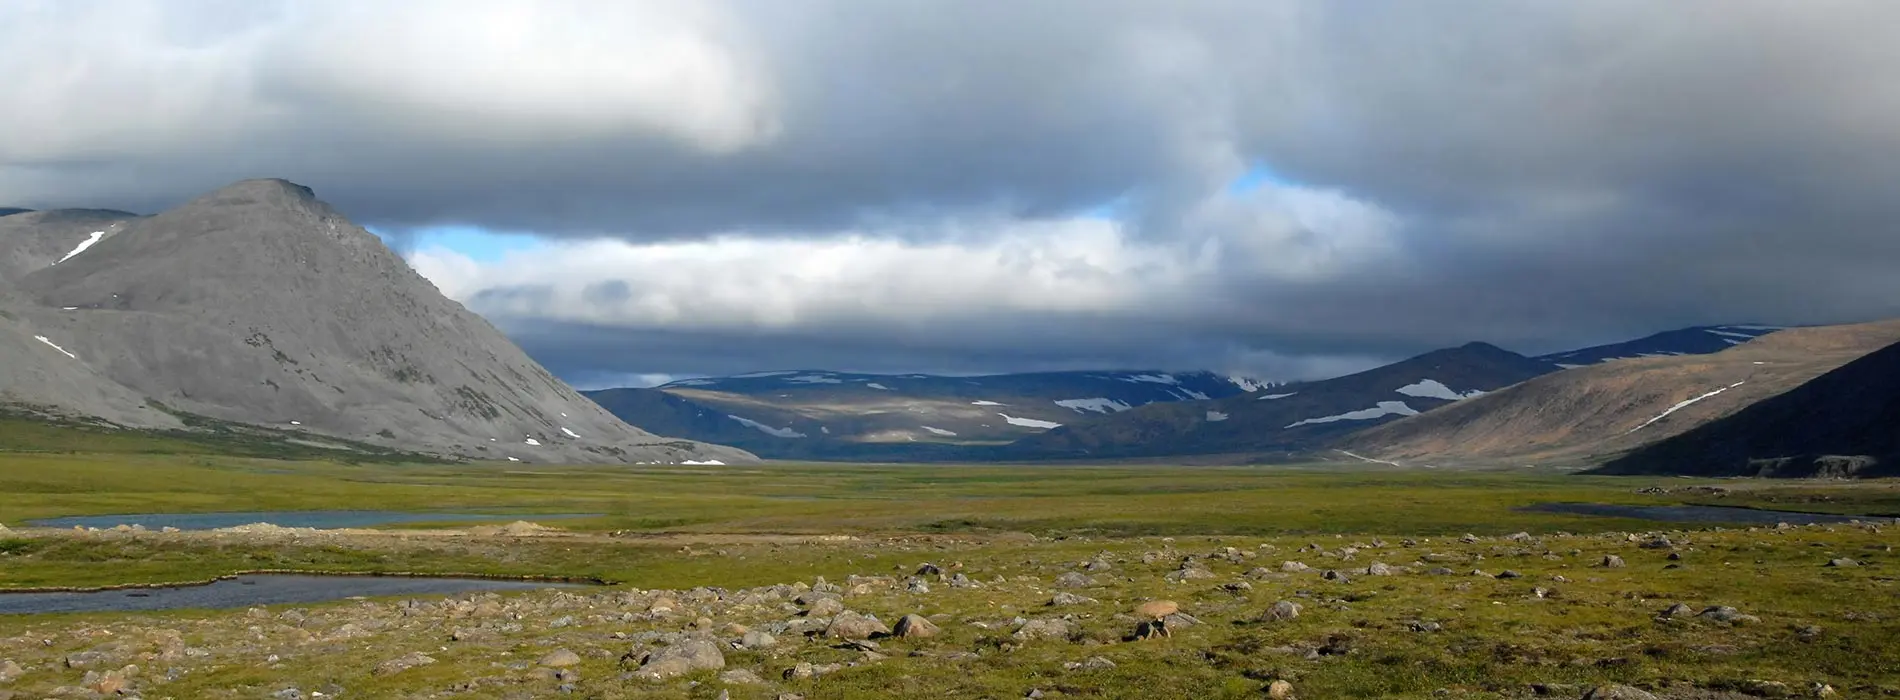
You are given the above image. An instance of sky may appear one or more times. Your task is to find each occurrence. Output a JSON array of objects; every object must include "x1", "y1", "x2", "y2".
[{"x1": 6, "y1": 1, "x2": 1900, "y2": 388}]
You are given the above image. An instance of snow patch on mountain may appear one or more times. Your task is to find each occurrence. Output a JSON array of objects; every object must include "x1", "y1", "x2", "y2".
[
  {"x1": 1627, "y1": 382, "x2": 1746, "y2": 434},
  {"x1": 1395, "y1": 379, "x2": 1486, "y2": 401},
  {"x1": 728, "y1": 414, "x2": 808, "y2": 438},
  {"x1": 921, "y1": 426, "x2": 958, "y2": 437},
  {"x1": 970, "y1": 400, "x2": 1005, "y2": 406},
  {"x1": 1119, "y1": 373, "x2": 1179, "y2": 385},
  {"x1": 1227, "y1": 375, "x2": 1270, "y2": 392},
  {"x1": 1054, "y1": 398, "x2": 1132, "y2": 414},
  {"x1": 53, "y1": 231, "x2": 106, "y2": 265},
  {"x1": 1285, "y1": 401, "x2": 1420, "y2": 429},
  {"x1": 998, "y1": 413, "x2": 1062, "y2": 429},
  {"x1": 1258, "y1": 392, "x2": 1297, "y2": 400},
  {"x1": 1205, "y1": 410, "x2": 1229, "y2": 422},
  {"x1": 784, "y1": 374, "x2": 843, "y2": 384},
  {"x1": 866, "y1": 382, "x2": 893, "y2": 390},
  {"x1": 32, "y1": 335, "x2": 77, "y2": 359}
]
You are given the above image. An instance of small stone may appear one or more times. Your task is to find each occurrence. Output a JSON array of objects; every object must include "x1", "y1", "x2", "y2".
[
  {"x1": 916, "y1": 563, "x2": 943, "y2": 576},
  {"x1": 1321, "y1": 569, "x2": 1349, "y2": 582},
  {"x1": 1667, "y1": 552, "x2": 1683, "y2": 561},
  {"x1": 1267, "y1": 679, "x2": 1296, "y2": 699},
  {"x1": 806, "y1": 596, "x2": 845, "y2": 617},
  {"x1": 1827, "y1": 558, "x2": 1859, "y2": 567},
  {"x1": 1811, "y1": 682, "x2": 1838, "y2": 697},
  {"x1": 538, "y1": 649, "x2": 582, "y2": 668},
  {"x1": 893, "y1": 614, "x2": 940, "y2": 639},
  {"x1": 1796, "y1": 625, "x2": 1824, "y2": 641},
  {"x1": 1077, "y1": 656, "x2": 1115, "y2": 670},
  {"x1": 1600, "y1": 555, "x2": 1626, "y2": 568},
  {"x1": 1698, "y1": 605, "x2": 1761, "y2": 625},
  {"x1": 784, "y1": 662, "x2": 817, "y2": 680},
  {"x1": 1367, "y1": 562, "x2": 1394, "y2": 576},
  {"x1": 1496, "y1": 570, "x2": 1522, "y2": 579},
  {"x1": 0, "y1": 659, "x2": 21, "y2": 682}
]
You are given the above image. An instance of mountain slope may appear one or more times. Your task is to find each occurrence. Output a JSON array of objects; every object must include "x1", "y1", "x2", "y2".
[
  {"x1": 1339, "y1": 320, "x2": 1900, "y2": 466},
  {"x1": 0, "y1": 209, "x2": 138, "y2": 282},
  {"x1": 585, "y1": 370, "x2": 1268, "y2": 460},
  {"x1": 1593, "y1": 339, "x2": 1900, "y2": 478},
  {"x1": 1003, "y1": 342, "x2": 1557, "y2": 459},
  {"x1": 1537, "y1": 324, "x2": 1784, "y2": 367},
  {"x1": 8, "y1": 179, "x2": 750, "y2": 465}
]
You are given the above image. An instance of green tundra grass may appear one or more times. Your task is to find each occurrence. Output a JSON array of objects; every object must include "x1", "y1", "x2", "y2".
[{"x1": 1, "y1": 418, "x2": 1897, "y2": 698}]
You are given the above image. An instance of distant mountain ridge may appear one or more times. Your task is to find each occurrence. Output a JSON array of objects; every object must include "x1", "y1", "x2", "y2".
[
  {"x1": 0, "y1": 179, "x2": 751, "y2": 465},
  {"x1": 585, "y1": 369, "x2": 1273, "y2": 460},
  {"x1": 1537, "y1": 324, "x2": 1784, "y2": 367},
  {"x1": 1339, "y1": 320, "x2": 1900, "y2": 467},
  {"x1": 998, "y1": 342, "x2": 1557, "y2": 460}
]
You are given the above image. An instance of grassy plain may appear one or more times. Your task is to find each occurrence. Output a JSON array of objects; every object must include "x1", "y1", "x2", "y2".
[{"x1": 1, "y1": 421, "x2": 1897, "y2": 698}]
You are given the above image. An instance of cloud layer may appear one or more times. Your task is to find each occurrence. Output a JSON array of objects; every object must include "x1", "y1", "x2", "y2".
[{"x1": 7, "y1": 1, "x2": 1900, "y2": 382}]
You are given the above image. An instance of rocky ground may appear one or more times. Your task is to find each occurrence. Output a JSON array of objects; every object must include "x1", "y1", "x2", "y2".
[{"x1": 1, "y1": 520, "x2": 1896, "y2": 699}]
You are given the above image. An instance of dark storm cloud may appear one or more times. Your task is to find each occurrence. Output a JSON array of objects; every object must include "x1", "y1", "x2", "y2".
[{"x1": 7, "y1": 1, "x2": 1900, "y2": 381}]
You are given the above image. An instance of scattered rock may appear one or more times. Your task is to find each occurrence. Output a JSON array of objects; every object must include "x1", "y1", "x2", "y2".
[
  {"x1": 893, "y1": 614, "x2": 940, "y2": 639},
  {"x1": 1367, "y1": 562, "x2": 1395, "y2": 576},
  {"x1": 372, "y1": 652, "x2": 438, "y2": 676},
  {"x1": 1698, "y1": 606, "x2": 1761, "y2": 625},
  {"x1": 1050, "y1": 591, "x2": 1097, "y2": 606},
  {"x1": 1827, "y1": 558, "x2": 1859, "y2": 567},
  {"x1": 1067, "y1": 656, "x2": 1115, "y2": 671},
  {"x1": 1053, "y1": 571, "x2": 1094, "y2": 588},
  {"x1": 1322, "y1": 569, "x2": 1350, "y2": 582},
  {"x1": 1796, "y1": 625, "x2": 1824, "y2": 642},
  {"x1": 1267, "y1": 679, "x2": 1297, "y2": 699},
  {"x1": 0, "y1": 659, "x2": 20, "y2": 682},
  {"x1": 1600, "y1": 555, "x2": 1626, "y2": 568},
  {"x1": 1496, "y1": 570, "x2": 1522, "y2": 579},
  {"x1": 1658, "y1": 603, "x2": 1695, "y2": 619},
  {"x1": 538, "y1": 649, "x2": 583, "y2": 668},
  {"x1": 916, "y1": 563, "x2": 943, "y2": 576},
  {"x1": 1281, "y1": 561, "x2": 1312, "y2": 572},
  {"x1": 636, "y1": 640, "x2": 726, "y2": 681}
]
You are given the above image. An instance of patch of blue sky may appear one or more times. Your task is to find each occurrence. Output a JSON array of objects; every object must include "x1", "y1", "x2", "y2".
[{"x1": 368, "y1": 224, "x2": 546, "y2": 262}]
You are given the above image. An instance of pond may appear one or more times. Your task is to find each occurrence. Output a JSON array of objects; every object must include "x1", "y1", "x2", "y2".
[
  {"x1": 0, "y1": 574, "x2": 587, "y2": 615},
  {"x1": 25, "y1": 510, "x2": 599, "y2": 531},
  {"x1": 1520, "y1": 502, "x2": 1896, "y2": 525}
]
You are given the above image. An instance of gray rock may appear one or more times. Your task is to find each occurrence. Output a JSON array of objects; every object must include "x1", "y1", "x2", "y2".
[
  {"x1": 1280, "y1": 561, "x2": 1312, "y2": 573},
  {"x1": 893, "y1": 614, "x2": 940, "y2": 639},
  {"x1": 1260, "y1": 600, "x2": 1302, "y2": 622},
  {"x1": 1658, "y1": 603, "x2": 1694, "y2": 619},
  {"x1": 740, "y1": 630, "x2": 778, "y2": 649},
  {"x1": 1053, "y1": 572, "x2": 1093, "y2": 588},
  {"x1": 1600, "y1": 555, "x2": 1626, "y2": 568},
  {"x1": 1827, "y1": 558, "x2": 1859, "y2": 567},
  {"x1": 0, "y1": 659, "x2": 21, "y2": 682},
  {"x1": 1049, "y1": 591, "x2": 1096, "y2": 606},
  {"x1": 538, "y1": 649, "x2": 583, "y2": 668},
  {"x1": 636, "y1": 640, "x2": 726, "y2": 681},
  {"x1": 826, "y1": 611, "x2": 891, "y2": 640},
  {"x1": 1698, "y1": 606, "x2": 1761, "y2": 625}
]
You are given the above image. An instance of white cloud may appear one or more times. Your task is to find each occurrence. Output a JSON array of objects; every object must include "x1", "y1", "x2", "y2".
[{"x1": 409, "y1": 181, "x2": 1399, "y2": 336}]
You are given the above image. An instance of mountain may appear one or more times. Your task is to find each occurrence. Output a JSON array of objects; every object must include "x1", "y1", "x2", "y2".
[
  {"x1": 584, "y1": 370, "x2": 1269, "y2": 460},
  {"x1": 1593, "y1": 339, "x2": 1900, "y2": 478},
  {"x1": 1338, "y1": 320, "x2": 1900, "y2": 466},
  {"x1": 1537, "y1": 324, "x2": 1785, "y2": 368},
  {"x1": 1, "y1": 179, "x2": 751, "y2": 465},
  {"x1": 0, "y1": 207, "x2": 32, "y2": 217},
  {"x1": 0, "y1": 209, "x2": 138, "y2": 282},
  {"x1": 1001, "y1": 342, "x2": 1557, "y2": 460}
]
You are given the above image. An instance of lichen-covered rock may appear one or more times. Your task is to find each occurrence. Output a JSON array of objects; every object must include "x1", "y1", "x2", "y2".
[
  {"x1": 893, "y1": 614, "x2": 940, "y2": 638},
  {"x1": 636, "y1": 640, "x2": 725, "y2": 681}
]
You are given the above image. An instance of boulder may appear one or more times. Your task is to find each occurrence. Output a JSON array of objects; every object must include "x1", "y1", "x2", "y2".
[
  {"x1": 1600, "y1": 555, "x2": 1626, "y2": 568},
  {"x1": 636, "y1": 640, "x2": 726, "y2": 681},
  {"x1": 1267, "y1": 679, "x2": 1296, "y2": 699},
  {"x1": 1050, "y1": 592, "x2": 1097, "y2": 606},
  {"x1": 893, "y1": 614, "x2": 940, "y2": 639},
  {"x1": 826, "y1": 611, "x2": 891, "y2": 640},
  {"x1": 1583, "y1": 685, "x2": 1659, "y2": 700},
  {"x1": 1053, "y1": 572, "x2": 1094, "y2": 588},
  {"x1": 1260, "y1": 601, "x2": 1301, "y2": 622},
  {"x1": 740, "y1": 630, "x2": 778, "y2": 650},
  {"x1": 537, "y1": 649, "x2": 582, "y2": 668}
]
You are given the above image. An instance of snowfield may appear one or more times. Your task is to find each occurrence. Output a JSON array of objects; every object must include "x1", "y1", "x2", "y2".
[{"x1": 1285, "y1": 401, "x2": 1419, "y2": 429}]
